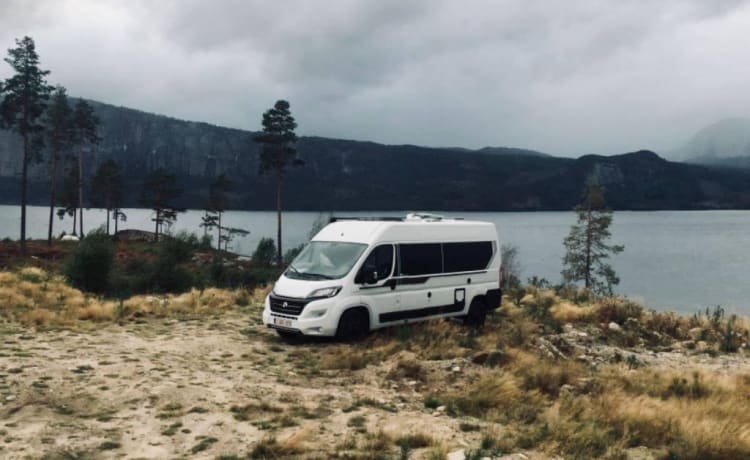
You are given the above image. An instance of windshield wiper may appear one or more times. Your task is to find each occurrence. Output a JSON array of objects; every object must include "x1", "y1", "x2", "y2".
[{"x1": 303, "y1": 272, "x2": 335, "y2": 280}]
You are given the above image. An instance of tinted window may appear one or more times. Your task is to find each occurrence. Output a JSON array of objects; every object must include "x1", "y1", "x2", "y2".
[
  {"x1": 443, "y1": 242, "x2": 493, "y2": 272},
  {"x1": 399, "y1": 243, "x2": 442, "y2": 276},
  {"x1": 356, "y1": 245, "x2": 394, "y2": 283}
]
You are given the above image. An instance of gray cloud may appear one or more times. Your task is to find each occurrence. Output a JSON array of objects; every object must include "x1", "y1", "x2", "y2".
[{"x1": 1, "y1": 0, "x2": 749, "y2": 156}]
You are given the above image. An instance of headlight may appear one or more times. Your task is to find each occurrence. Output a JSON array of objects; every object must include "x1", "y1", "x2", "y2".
[{"x1": 307, "y1": 286, "x2": 342, "y2": 299}]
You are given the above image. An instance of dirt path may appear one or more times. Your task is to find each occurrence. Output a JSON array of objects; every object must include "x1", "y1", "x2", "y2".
[{"x1": 0, "y1": 314, "x2": 494, "y2": 459}]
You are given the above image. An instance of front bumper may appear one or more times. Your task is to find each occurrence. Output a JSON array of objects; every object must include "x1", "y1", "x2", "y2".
[{"x1": 262, "y1": 295, "x2": 339, "y2": 337}]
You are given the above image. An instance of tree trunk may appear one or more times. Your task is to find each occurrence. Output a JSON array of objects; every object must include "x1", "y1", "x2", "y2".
[
  {"x1": 106, "y1": 208, "x2": 110, "y2": 235},
  {"x1": 114, "y1": 210, "x2": 119, "y2": 234},
  {"x1": 276, "y1": 172, "x2": 283, "y2": 265},
  {"x1": 72, "y1": 208, "x2": 77, "y2": 235},
  {"x1": 20, "y1": 134, "x2": 28, "y2": 257},
  {"x1": 217, "y1": 212, "x2": 222, "y2": 251},
  {"x1": 154, "y1": 210, "x2": 160, "y2": 242},
  {"x1": 584, "y1": 209, "x2": 592, "y2": 289},
  {"x1": 78, "y1": 150, "x2": 84, "y2": 237},
  {"x1": 47, "y1": 150, "x2": 58, "y2": 246}
]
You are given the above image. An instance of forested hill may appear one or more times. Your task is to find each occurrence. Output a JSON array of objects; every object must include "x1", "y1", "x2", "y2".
[{"x1": 2, "y1": 99, "x2": 750, "y2": 211}]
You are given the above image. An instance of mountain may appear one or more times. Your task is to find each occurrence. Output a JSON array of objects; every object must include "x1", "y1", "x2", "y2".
[
  {"x1": 2, "y1": 100, "x2": 750, "y2": 211},
  {"x1": 672, "y1": 118, "x2": 750, "y2": 167}
]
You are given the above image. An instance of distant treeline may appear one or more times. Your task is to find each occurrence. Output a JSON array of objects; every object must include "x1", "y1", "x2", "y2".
[{"x1": 4, "y1": 143, "x2": 750, "y2": 211}]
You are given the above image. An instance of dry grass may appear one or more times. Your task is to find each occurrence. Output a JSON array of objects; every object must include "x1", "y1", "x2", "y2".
[
  {"x1": 3, "y1": 269, "x2": 750, "y2": 459},
  {"x1": 0, "y1": 267, "x2": 259, "y2": 327}
]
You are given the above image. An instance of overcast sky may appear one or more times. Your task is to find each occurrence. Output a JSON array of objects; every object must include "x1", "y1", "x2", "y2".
[{"x1": 1, "y1": 0, "x2": 749, "y2": 156}]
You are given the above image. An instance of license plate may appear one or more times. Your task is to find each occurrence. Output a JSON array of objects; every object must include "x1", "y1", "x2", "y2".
[{"x1": 273, "y1": 317, "x2": 293, "y2": 328}]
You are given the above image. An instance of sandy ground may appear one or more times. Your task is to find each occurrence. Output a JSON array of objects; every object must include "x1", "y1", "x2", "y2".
[
  {"x1": 3, "y1": 310, "x2": 747, "y2": 459},
  {"x1": 0, "y1": 313, "x2": 510, "y2": 459}
]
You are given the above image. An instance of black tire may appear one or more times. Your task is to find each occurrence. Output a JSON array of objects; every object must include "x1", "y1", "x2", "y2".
[
  {"x1": 464, "y1": 297, "x2": 487, "y2": 328},
  {"x1": 336, "y1": 308, "x2": 370, "y2": 341}
]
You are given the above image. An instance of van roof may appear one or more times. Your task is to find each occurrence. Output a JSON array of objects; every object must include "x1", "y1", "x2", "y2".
[{"x1": 312, "y1": 215, "x2": 498, "y2": 245}]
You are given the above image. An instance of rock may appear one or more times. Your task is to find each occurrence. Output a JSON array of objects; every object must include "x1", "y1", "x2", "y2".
[
  {"x1": 559, "y1": 384, "x2": 575, "y2": 396},
  {"x1": 608, "y1": 322, "x2": 622, "y2": 332},
  {"x1": 624, "y1": 445, "x2": 658, "y2": 460},
  {"x1": 689, "y1": 327, "x2": 704, "y2": 341},
  {"x1": 538, "y1": 337, "x2": 568, "y2": 360},
  {"x1": 473, "y1": 350, "x2": 508, "y2": 367},
  {"x1": 447, "y1": 449, "x2": 466, "y2": 460},
  {"x1": 471, "y1": 351, "x2": 489, "y2": 365},
  {"x1": 563, "y1": 323, "x2": 575, "y2": 333},
  {"x1": 452, "y1": 366, "x2": 461, "y2": 373},
  {"x1": 5, "y1": 395, "x2": 16, "y2": 401},
  {"x1": 471, "y1": 352, "x2": 489, "y2": 365},
  {"x1": 407, "y1": 380, "x2": 418, "y2": 386}
]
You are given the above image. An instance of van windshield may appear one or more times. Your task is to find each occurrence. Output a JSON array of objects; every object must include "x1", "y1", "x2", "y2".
[{"x1": 286, "y1": 241, "x2": 367, "y2": 280}]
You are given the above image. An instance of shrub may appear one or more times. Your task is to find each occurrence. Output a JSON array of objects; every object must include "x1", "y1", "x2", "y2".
[
  {"x1": 64, "y1": 228, "x2": 114, "y2": 294},
  {"x1": 253, "y1": 238, "x2": 277, "y2": 266},
  {"x1": 500, "y1": 244, "x2": 521, "y2": 290},
  {"x1": 595, "y1": 297, "x2": 643, "y2": 325},
  {"x1": 720, "y1": 314, "x2": 742, "y2": 353},
  {"x1": 151, "y1": 232, "x2": 201, "y2": 293}
]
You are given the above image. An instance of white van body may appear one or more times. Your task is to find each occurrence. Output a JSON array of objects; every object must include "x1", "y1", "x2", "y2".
[{"x1": 262, "y1": 214, "x2": 502, "y2": 338}]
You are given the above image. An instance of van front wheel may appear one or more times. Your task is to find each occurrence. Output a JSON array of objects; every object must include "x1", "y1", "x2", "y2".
[
  {"x1": 464, "y1": 297, "x2": 487, "y2": 328},
  {"x1": 336, "y1": 308, "x2": 370, "y2": 341}
]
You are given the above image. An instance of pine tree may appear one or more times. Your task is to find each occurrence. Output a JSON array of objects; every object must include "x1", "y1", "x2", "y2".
[
  {"x1": 71, "y1": 99, "x2": 100, "y2": 237},
  {"x1": 202, "y1": 174, "x2": 231, "y2": 249},
  {"x1": 254, "y1": 100, "x2": 302, "y2": 264},
  {"x1": 90, "y1": 159, "x2": 123, "y2": 235},
  {"x1": 57, "y1": 164, "x2": 79, "y2": 234},
  {"x1": 44, "y1": 86, "x2": 74, "y2": 245},
  {"x1": 562, "y1": 181, "x2": 624, "y2": 295},
  {"x1": 140, "y1": 168, "x2": 183, "y2": 241},
  {"x1": 0, "y1": 36, "x2": 52, "y2": 256}
]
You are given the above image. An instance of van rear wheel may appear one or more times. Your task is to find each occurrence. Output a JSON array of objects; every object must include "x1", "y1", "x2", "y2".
[
  {"x1": 464, "y1": 297, "x2": 487, "y2": 328},
  {"x1": 336, "y1": 308, "x2": 369, "y2": 341}
]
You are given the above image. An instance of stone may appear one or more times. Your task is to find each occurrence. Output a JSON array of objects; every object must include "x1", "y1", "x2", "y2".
[
  {"x1": 447, "y1": 449, "x2": 466, "y2": 460},
  {"x1": 471, "y1": 352, "x2": 489, "y2": 365},
  {"x1": 608, "y1": 322, "x2": 622, "y2": 332},
  {"x1": 5, "y1": 395, "x2": 16, "y2": 401},
  {"x1": 452, "y1": 366, "x2": 461, "y2": 373}
]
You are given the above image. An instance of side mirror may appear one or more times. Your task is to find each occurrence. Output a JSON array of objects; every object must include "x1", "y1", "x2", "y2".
[{"x1": 364, "y1": 270, "x2": 379, "y2": 285}]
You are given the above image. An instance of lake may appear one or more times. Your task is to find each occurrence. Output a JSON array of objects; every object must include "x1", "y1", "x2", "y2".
[{"x1": 1, "y1": 205, "x2": 748, "y2": 315}]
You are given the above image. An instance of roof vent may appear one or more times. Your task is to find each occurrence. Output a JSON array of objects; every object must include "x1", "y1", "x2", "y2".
[{"x1": 405, "y1": 212, "x2": 445, "y2": 222}]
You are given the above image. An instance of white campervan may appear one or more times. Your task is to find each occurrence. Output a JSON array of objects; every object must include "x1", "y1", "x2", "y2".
[{"x1": 262, "y1": 213, "x2": 502, "y2": 340}]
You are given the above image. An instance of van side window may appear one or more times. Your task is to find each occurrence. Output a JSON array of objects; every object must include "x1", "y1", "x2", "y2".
[
  {"x1": 355, "y1": 245, "x2": 394, "y2": 283},
  {"x1": 443, "y1": 241, "x2": 494, "y2": 272},
  {"x1": 399, "y1": 243, "x2": 442, "y2": 276}
]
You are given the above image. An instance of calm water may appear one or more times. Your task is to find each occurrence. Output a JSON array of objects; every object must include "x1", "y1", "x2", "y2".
[{"x1": 1, "y1": 205, "x2": 749, "y2": 315}]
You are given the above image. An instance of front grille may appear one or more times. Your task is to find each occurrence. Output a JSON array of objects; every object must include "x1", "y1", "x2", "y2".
[{"x1": 269, "y1": 295, "x2": 310, "y2": 316}]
